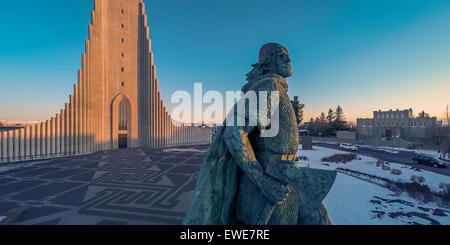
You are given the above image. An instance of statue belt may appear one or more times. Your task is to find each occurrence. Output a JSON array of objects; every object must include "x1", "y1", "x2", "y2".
[{"x1": 258, "y1": 152, "x2": 297, "y2": 162}]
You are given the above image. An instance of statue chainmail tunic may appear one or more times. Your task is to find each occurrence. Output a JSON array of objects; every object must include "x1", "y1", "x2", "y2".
[{"x1": 236, "y1": 74, "x2": 301, "y2": 225}]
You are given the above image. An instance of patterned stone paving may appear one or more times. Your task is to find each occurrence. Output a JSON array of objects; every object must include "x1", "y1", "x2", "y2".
[{"x1": 0, "y1": 145, "x2": 210, "y2": 225}]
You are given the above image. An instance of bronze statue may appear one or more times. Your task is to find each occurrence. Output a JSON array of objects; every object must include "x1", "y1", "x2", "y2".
[{"x1": 183, "y1": 43, "x2": 336, "y2": 225}]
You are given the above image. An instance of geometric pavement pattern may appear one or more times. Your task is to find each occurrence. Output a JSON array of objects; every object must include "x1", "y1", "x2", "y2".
[{"x1": 0, "y1": 145, "x2": 210, "y2": 225}]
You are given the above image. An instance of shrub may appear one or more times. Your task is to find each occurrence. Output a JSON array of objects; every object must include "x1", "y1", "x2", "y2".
[
  {"x1": 376, "y1": 159, "x2": 384, "y2": 167},
  {"x1": 321, "y1": 154, "x2": 358, "y2": 164},
  {"x1": 410, "y1": 175, "x2": 426, "y2": 184},
  {"x1": 439, "y1": 183, "x2": 450, "y2": 190}
]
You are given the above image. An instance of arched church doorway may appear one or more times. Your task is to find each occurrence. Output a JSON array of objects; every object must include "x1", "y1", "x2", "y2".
[
  {"x1": 118, "y1": 100, "x2": 128, "y2": 149},
  {"x1": 111, "y1": 94, "x2": 132, "y2": 150}
]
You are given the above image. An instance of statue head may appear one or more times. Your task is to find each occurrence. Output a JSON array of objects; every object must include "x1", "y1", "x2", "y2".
[{"x1": 246, "y1": 42, "x2": 292, "y2": 82}]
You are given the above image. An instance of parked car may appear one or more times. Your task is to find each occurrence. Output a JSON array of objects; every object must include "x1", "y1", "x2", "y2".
[
  {"x1": 339, "y1": 143, "x2": 358, "y2": 151},
  {"x1": 412, "y1": 153, "x2": 449, "y2": 168}
]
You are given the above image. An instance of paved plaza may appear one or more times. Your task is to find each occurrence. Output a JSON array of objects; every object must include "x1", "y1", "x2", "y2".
[{"x1": 0, "y1": 145, "x2": 210, "y2": 225}]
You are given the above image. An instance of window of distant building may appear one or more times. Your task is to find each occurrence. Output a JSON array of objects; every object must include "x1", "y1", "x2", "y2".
[
  {"x1": 121, "y1": 9, "x2": 124, "y2": 14},
  {"x1": 122, "y1": 38, "x2": 124, "y2": 43},
  {"x1": 121, "y1": 67, "x2": 124, "y2": 72},
  {"x1": 121, "y1": 53, "x2": 124, "y2": 57},
  {"x1": 122, "y1": 24, "x2": 124, "y2": 29},
  {"x1": 121, "y1": 82, "x2": 125, "y2": 87}
]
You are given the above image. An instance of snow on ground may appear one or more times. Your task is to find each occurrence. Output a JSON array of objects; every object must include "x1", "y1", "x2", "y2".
[
  {"x1": 297, "y1": 145, "x2": 450, "y2": 225},
  {"x1": 314, "y1": 140, "x2": 450, "y2": 160},
  {"x1": 298, "y1": 146, "x2": 449, "y2": 192},
  {"x1": 163, "y1": 148, "x2": 208, "y2": 153}
]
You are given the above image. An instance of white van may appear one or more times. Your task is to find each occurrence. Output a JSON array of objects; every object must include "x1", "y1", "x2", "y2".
[{"x1": 340, "y1": 143, "x2": 359, "y2": 151}]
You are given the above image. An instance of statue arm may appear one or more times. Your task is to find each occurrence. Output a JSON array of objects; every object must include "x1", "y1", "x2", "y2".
[{"x1": 222, "y1": 125, "x2": 288, "y2": 204}]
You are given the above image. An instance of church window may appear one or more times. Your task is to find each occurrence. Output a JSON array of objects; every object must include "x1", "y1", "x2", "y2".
[{"x1": 119, "y1": 101, "x2": 128, "y2": 131}]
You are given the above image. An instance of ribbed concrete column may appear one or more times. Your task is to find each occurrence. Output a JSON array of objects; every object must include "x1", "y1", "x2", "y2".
[
  {"x1": 64, "y1": 104, "x2": 70, "y2": 155},
  {"x1": 177, "y1": 125, "x2": 181, "y2": 147},
  {"x1": 185, "y1": 126, "x2": 188, "y2": 146},
  {"x1": 7, "y1": 130, "x2": 13, "y2": 161},
  {"x1": 180, "y1": 125, "x2": 183, "y2": 146},
  {"x1": 60, "y1": 109, "x2": 66, "y2": 155},
  {"x1": 195, "y1": 127, "x2": 198, "y2": 145},
  {"x1": 13, "y1": 130, "x2": 19, "y2": 161},
  {"x1": 81, "y1": 53, "x2": 87, "y2": 154},
  {"x1": 19, "y1": 128, "x2": 25, "y2": 160},
  {"x1": 35, "y1": 124, "x2": 41, "y2": 158},
  {"x1": 24, "y1": 126, "x2": 30, "y2": 159},
  {"x1": 55, "y1": 115, "x2": 61, "y2": 156},
  {"x1": 85, "y1": 39, "x2": 91, "y2": 154},
  {"x1": 40, "y1": 122, "x2": 45, "y2": 157},
  {"x1": 45, "y1": 121, "x2": 50, "y2": 157},
  {"x1": 50, "y1": 117, "x2": 55, "y2": 156},
  {"x1": 0, "y1": 131, "x2": 5, "y2": 162},
  {"x1": 181, "y1": 126, "x2": 184, "y2": 146},
  {"x1": 19, "y1": 128, "x2": 26, "y2": 160},
  {"x1": 169, "y1": 118, "x2": 172, "y2": 147},
  {"x1": 162, "y1": 109, "x2": 166, "y2": 147},
  {"x1": 46, "y1": 121, "x2": 51, "y2": 157},
  {"x1": 73, "y1": 87, "x2": 79, "y2": 155},
  {"x1": 30, "y1": 125, "x2": 35, "y2": 159},
  {"x1": 69, "y1": 97, "x2": 74, "y2": 155}
]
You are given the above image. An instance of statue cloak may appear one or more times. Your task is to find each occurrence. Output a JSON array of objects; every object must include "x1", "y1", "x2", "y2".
[{"x1": 182, "y1": 125, "x2": 241, "y2": 225}]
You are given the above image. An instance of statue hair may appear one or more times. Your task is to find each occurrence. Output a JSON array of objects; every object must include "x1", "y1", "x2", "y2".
[{"x1": 246, "y1": 57, "x2": 274, "y2": 82}]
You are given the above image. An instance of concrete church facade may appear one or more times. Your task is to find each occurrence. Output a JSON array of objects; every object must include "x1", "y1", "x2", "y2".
[{"x1": 0, "y1": 0, "x2": 212, "y2": 163}]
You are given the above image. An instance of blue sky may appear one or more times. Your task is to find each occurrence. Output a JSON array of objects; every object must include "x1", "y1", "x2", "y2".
[{"x1": 1, "y1": 0, "x2": 449, "y2": 122}]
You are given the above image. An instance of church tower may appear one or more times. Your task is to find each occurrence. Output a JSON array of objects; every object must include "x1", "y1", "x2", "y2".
[
  {"x1": 78, "y1": 0, "x2": 155, "y2": 152},
  {"x1": 0, "y1": 0, "x2": 213, "y2": 163}
]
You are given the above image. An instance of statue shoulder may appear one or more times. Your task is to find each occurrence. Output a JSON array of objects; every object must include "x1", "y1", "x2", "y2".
[{"x1": 248, "y1": 75, "x2": 286, "y2": 93}]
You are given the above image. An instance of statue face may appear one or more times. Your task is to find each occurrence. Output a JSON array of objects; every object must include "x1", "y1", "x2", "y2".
[
  {"x1": 254, "y1": 43, "x2": 293, "y2": 78},
  {"x1": 276, "y1": 49, "x2": 292, "y2": 78}
]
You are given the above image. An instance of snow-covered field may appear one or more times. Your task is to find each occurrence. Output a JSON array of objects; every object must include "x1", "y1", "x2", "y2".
[{"x1": 297, "y1": 145, "x2": 450, "y2": 225}]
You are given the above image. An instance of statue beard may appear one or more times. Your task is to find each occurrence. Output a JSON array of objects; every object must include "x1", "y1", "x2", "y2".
[{"x1": 279, "y1": 63, "x2": 292, "y2": 78}]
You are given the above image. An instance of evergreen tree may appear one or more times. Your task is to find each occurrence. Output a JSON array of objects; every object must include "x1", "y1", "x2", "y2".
[
  {"x1": 417, "y1": 110, "x2": 430, "y2": 118},
  {"x1": 319, "y1": 112, "x2": 327, "y2": 123},
  {"x1": 334, "y1": 105, "x2": 346, "y2": 130},
  {"x1": 327, "y1": 109, "x2": 335, "y2": 124},
  {"x1": 443, "y1": 105, "x2": 449, "y2": 126}
]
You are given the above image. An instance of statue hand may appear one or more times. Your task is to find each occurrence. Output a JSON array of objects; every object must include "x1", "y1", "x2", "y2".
[
  {"x1": 291, "y1": 101, "x2": 304, "y2": 125},
  {"x1": 257, "y1": 173, "x2": 289, "y2": 205}
]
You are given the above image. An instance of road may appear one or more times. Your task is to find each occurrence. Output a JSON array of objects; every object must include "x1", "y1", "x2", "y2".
[{"x1": 314, "y1": 142, "x2": 450, "y2": 177}]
